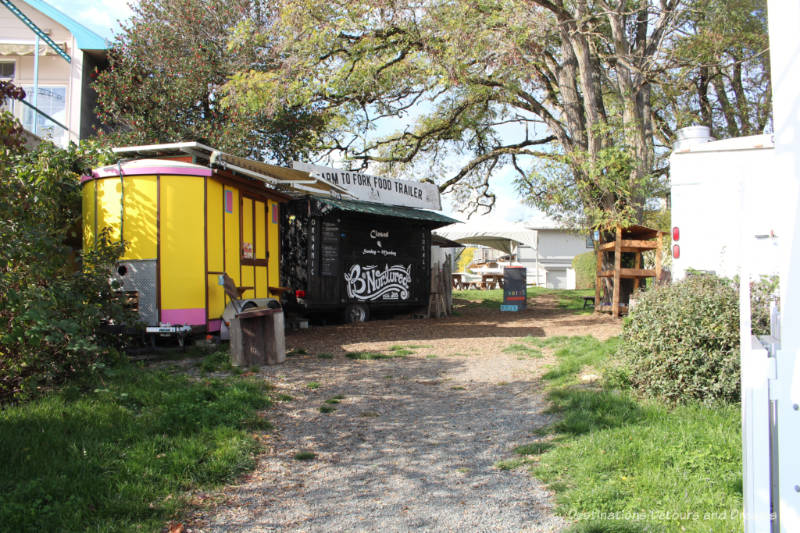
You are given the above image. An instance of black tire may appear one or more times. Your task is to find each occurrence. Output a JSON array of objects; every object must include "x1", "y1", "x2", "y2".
[{"x1": 343, "y1": 303, "x2": 369, "y2": 323}]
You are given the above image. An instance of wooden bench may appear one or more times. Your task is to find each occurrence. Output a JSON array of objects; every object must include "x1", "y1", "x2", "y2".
[{"x1": 583, "y1": 296, "x2": 596, "y2": 309}]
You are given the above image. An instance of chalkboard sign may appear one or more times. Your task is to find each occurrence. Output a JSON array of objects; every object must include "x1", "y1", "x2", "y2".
[
  {"x1": 321, "y1": 221, "x2": 339, "y2": 276},
  {"x1": 502, "y1": 267, "x2": 527, "y2": 311}
]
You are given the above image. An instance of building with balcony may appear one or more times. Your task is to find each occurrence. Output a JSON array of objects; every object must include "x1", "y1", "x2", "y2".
[{"x1": 0, "y1": 0, "x2": 108, "y2": 146}]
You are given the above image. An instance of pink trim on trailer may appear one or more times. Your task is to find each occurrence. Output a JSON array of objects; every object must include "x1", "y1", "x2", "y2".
[
  {"x1": 87, "y1": 165, "x2": 213, "y2": 180},
  {"x1": 207, "y1": 319, "x2": 222, "y2": 333},
  {"x1": 160, "y1": 308, "x2": 207, "y2": 326}
]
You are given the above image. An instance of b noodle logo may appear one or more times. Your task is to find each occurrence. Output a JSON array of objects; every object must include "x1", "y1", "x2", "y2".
[{"x1": 345, "y1": 264, "x2": 411, "y2": 301}]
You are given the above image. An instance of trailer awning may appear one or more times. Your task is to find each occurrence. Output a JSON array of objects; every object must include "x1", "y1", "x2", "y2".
[
  {"x1": 312, "y1": 196, "x2": 459, "y2": 227},
  {"x1": 112, "y1": 142, "x2": 349, "y2": 196}
]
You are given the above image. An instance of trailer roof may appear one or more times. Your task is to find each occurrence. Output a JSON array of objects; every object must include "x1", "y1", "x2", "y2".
[
  {"x1": 111, "y1": 142, "x2": 350, "y2": 197},
  {"x1": 312, "y1": 196, "x2": 459, "y2": 227}
]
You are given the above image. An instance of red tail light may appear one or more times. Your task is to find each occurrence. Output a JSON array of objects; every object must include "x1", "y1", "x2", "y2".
[
  {"x1": 672, "y1": 227, "x2": 680, "y2": 241},
  {"x1": 673, "y1": 245, "x2": 680, "y2": 259},
  {"x1": 295, "y1": 290, "x2": 306, "y2": 299}
]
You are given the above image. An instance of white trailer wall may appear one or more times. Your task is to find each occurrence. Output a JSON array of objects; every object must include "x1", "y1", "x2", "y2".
[{"x1": 670, "y1": 135, "x2": 781, "y2": 281}]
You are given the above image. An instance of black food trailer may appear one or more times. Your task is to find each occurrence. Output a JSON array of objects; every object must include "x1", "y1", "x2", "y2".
[{"x1": 281, "y1": 196, "x2": 458, "y2": 322}]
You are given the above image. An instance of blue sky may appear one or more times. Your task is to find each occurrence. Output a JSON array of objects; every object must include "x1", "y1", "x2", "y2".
[
  {"x1": 42, "y1": 0, "x2": 543, "y2": 224},
  {"x1": 45, "y1": 0, "x2": 133, "y2": 40}
]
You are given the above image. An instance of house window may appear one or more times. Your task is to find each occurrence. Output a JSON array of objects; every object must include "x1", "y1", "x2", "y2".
[
  {"x1": 21, "y1": 85, "x2": 67, "y2": 146},
  {"x1": 0, "y1": 62, "x2": 14, "y2": 79}
]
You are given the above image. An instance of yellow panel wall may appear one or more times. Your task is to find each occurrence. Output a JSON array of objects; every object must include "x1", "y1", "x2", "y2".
[
  {"x1": 223, "y1": 187, "x2": 240, "y2": 286},
  {"x1": 121, "y1": 176, "x2": 157, "y2": 260},
  {"x1": 207, "y1": 180, "x2": 224, "y2": 273},
  {"x1": 206, "y1": 180, "x2": 226, "y2": 320},
  {"x1": 81, "y1": 180, "x2": 96, "y2": 250},
  {"x1": 255, "y1": 266, "x2": 267, "y2": 298},
  {"x1": 159, "y1": 176, "x2": 205, "y2": 323},
  {"x1": 95, "y1": 177, "x2": 122, "y2": 243},
  {"x1": 207, "y1": 274, "x2": 226, "y2": 320},
  {"x1": 242, "y1": 197, "x2": 253, "y2": 254},
  {"x1": 268, "y1": 200, "x2": 280, "y2": 293},
  {"x1": 255, "y1": 200, "x2": 266, "y2": 260}
]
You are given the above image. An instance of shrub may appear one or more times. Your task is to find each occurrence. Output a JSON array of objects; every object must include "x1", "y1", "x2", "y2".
[
  {"x1": 572, "y1": 251, "x2": 596, "y2": 289},
  {"x1": 0, "y1": 141, "x2": 133, "y2": 403},
  {"x1": 618, "y1": 274, "x2": 740, "y2": 404}
]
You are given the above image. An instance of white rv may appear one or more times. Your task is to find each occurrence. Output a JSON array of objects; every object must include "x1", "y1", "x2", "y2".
[{"x1": 669, "y1": 127, "x2": 781, "y2": 280}]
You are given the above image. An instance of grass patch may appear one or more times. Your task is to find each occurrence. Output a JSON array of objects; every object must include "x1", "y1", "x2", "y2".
[
  {"x1": 450, "y1": 386, "x2": 466, "y2": 390},
  {"x1": 286, "y1": 348, "x2": 307, "y2": 357},
  {"x1": 530, "y1": 336, "x2": 742, "y2": 532},
  {"x1": 306, "y1": 381, "x2": 320, "y2": 389},
  {"x1": 293, "y1": 451, "x2": 316, "y2": 461},
  {"x1": 276, "y1": 393, "x2": 294, "y2": 402},
  {"x1": 502, "y1": 344, "x2": 543, "y2": 358},
  {"x1": 317, "y1": 353, "x2": 334, "y2": 359},
  {"x1": 514, "y1": 442, "x2": 553, "y2": 455},
  {"x1": 426, "y1": 354, "x2": 438, "y2": 359},
  {"x1": 345, "y1": 351, "x2": 407, "y2": 360},
  {"x1": 199, "y1": 349, "x2": 232, "y2": 373},
  {"x1": 555, "y1": 288, "x2": 596, "y2": 314},
  {"x1": 453, "y1": 287, "x2": 594, "y2": 314},
  {"x1": 325, "y1": 395, "x2": 345, "y2": 404},
  {"x1": 319, "y1": 405, "x2": 336, "y2": 413},
  {"x1": 495, "y1": 457, "x2": 529, "y2": 470},
  {"x1": 0, "y1": 364, "x2": 271, "y2": 532}
]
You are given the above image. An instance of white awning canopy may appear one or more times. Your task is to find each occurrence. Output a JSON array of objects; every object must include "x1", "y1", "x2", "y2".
[{"x1": 434, "y1": 220, "x2": 539, "y2": 254}]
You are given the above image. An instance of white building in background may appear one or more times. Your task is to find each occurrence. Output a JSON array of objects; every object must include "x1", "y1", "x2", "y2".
[
  {"x1": 0, "y1": 0, "x2": 109, "y2": 146},
  {"x1": 435, "y1": 216, "x2": 593, "y2": 289}
]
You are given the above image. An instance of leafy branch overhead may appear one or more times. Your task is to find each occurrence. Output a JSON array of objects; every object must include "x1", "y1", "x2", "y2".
[
  {"x1": 223, "y1": 0, "x2": 769, "y2": 227},
  {"x1": 93, "y1": 0, "x2": 328, "y2": 164}
]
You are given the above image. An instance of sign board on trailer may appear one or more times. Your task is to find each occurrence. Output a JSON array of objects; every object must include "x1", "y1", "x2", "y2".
[{"x1": 292, "y1": 161, "x2": 442, "y2": 211}]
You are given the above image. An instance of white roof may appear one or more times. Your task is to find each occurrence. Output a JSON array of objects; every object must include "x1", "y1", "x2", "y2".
[
  {"x1": 434, "y1": 220, "x2": 539, "y2": 253},
  {"x1": 672, "y1": 134, "x2": 773, "y2": 155}
]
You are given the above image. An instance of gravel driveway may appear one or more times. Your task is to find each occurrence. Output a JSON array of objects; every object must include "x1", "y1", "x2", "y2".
[{"x1": 187, "y1": 295, "x2": 620, "y2": 532}]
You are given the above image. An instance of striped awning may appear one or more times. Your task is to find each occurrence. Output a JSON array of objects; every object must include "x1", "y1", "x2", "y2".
[{"x1": 0, "y1": 42, "x2": 69, "y2": 56}]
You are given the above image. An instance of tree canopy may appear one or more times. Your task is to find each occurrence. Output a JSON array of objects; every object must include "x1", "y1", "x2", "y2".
[
  {"x1": 94, "y1": 0, "x2": 327, "y2": 163},
  {"x1": 223, "y1": 0, "x2": 769, "y2": 227}
]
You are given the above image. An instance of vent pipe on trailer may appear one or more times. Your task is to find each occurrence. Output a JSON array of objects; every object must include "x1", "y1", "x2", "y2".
[{"x1": 673, "y1": 126, "x2": 713, "y2": 151}]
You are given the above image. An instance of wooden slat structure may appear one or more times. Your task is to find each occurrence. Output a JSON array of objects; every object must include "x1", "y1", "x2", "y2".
[{"x1": 595, "y1": 224, "x2": 665, "y2": 318}]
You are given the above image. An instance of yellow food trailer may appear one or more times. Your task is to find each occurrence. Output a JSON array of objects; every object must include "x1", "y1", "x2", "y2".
[{"x1": 82, "y1": 156, "x2": 288, "y2": 333}]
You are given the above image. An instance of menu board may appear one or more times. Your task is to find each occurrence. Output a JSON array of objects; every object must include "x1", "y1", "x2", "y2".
[
  {"x1": 321, "y1": 221, "x2": 339, "y2": 276},
  {"x1": 503, "y1": 267, "x2": 527, "y2": 311}
]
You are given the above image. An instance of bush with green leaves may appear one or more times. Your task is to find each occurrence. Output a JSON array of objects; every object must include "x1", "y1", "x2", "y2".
[
  {"x1": 618, "y1": 274, "x2": 741, "y2": 404},
  {"x1": 571, "y1": 251, "x2": 596, "y2": 290},
  {"x1": 0, "y1": 141, "x2": 134, "y2": 403}
]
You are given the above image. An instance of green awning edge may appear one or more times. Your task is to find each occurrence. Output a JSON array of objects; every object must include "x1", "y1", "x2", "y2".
[{"x1": 310, "y1": 195, "x2": 460, "y2": 228}]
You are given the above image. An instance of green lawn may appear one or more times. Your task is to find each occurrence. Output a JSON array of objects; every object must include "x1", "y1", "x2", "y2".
[
  {"x1": 0, "y1": 359, "x2": 272, "y2": 532},
  {"x1": 453, "y1": 287, "x2": 595, "y2": 314},
  {"x1": 504, "y1": 336, "x2": 743, "y2": 533}
]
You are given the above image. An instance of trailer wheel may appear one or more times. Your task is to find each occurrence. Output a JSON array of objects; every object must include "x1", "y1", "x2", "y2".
[{"x1": 344, "y1": 303, "x2": 369, "y2": 323}]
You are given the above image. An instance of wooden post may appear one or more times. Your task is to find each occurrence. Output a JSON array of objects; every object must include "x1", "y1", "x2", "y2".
[
  {"x1": 595, "y1": 235, "x2": 602, "y2": 312},
  {"x1": 655, "y1": 231, "x2": 663, "y2": 284},
  {"x1": 612, "y1": 225, "x2": 623, "y2": 318},
  {"x1": 633, "y1": 251, "x2": 641, "y2": 292}
]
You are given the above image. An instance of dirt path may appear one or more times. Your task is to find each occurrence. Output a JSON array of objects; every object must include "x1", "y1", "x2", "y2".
[{"x1": 187, "y1": 295, "x2": 620, "y2": 532}]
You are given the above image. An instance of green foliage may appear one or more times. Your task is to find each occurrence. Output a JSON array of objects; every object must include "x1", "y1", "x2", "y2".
[
  {"x1": 94, "y1": 0, "x2": 327, "y2": 164},
  {"x1": 0, "y1": 81, "x2": 27, "y2": 155},
  {"x1": 618, "y1": 275, "x2": 741, "y2": 403},
  {"x1": 0, "y1": 141, "x2": 134, "y2": 403},
  {"x1": 572, "y1": 252, "x2": 596, "y2": 290},
  {"x1": 294, "y1": 451, "x2": 316, "y2": 461},
  {"x1": 529, "y1": 335, "x2": 742, "y2": 533},
  {"x1": 0, "y1": 365, "x2": 271, "y2": 531},
  {"x1": 200, "y1": 349, "x2": 233, "y2": 373}
]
